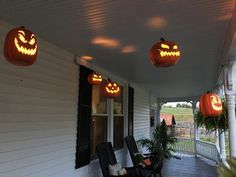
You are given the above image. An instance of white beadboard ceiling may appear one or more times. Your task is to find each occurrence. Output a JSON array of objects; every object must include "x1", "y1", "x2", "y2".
[{"x1": 0, "y1": 0, "x2": 236, "y2": 101}]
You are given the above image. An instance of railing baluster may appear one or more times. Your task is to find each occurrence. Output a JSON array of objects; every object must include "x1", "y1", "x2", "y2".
[{"x1": 170, "y1": 138, "x2": 220, "y2": 163}]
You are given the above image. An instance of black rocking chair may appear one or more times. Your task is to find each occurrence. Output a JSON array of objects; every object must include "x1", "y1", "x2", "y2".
[
  {"x1": 96, "y1": 142, "x2": 143, "y2": 177},
  {"x1": 125, "y1": 136, "x2": 162, "y2": 177}
]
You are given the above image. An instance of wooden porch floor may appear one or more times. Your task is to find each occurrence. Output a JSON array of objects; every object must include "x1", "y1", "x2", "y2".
[{"x1": 162, "y1": 155, "x2": 218, "y2": 177}]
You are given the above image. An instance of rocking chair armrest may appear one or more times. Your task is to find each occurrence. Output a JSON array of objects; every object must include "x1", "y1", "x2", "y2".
[
  {"x1": 124, "y1": 166, "x2": 136, "y2": 170},
  {"x1": 143, "y1": 152, "x2": 155, "y2": 156}
]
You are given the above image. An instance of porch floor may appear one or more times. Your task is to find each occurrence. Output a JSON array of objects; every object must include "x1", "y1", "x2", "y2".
[{"x1": 162, "y1": 155, "x2": 218, "y2": 177}]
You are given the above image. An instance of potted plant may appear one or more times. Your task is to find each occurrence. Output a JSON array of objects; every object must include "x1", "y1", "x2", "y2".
[
  {"x1": 137, "y1": 120, "x2": 179, "y2": 163},
  {"x1": 195, "y1": 101, "x2": 228, "y2": 134}
]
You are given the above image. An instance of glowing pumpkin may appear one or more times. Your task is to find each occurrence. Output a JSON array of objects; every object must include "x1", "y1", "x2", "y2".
[
  {"x1": 103, "y1": 81, "x2": 120, "y2": 98},
  {"x1": 150, "y1": 38, "x2": 180, "y2": 67},
  {"x1": 4, "y1": 27, "x2": 38, "y2": 66},
  {"x1": 200, "y1": 92, "x2": 223, "y2": 117},
  {"x1": 88, "y1": 72, "x2": 102, "y2": 85}
]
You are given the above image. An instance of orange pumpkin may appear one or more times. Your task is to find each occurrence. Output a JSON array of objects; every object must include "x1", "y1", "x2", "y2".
[
  {"x1": 150, "y1": 38, "x2": 180, "y2": 67},
  {"x1": 200, "y1": 92, "x2": 223, "y2": 117},
  {"x1": 4, "y1": 27, "x2": 38, "y2": 66},
  {"x1": 88, "y1": 72, "x2": 102, "y2": 85},
  {"x1": 102, "y1": 81, "x2": 121, "y2": 98}
]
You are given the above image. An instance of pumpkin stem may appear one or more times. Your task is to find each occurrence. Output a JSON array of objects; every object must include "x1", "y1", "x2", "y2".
[
  {"x1": 108, "y1": 78, "x2": 111, "y2": 82},
  {"x1": 206, "y1": 90, "x2": 211, "y2": 94},
  {"x1": 20, "y1": 26, "x2": 25, "y2": 29},
  {"x1": 160, "y1": 37, "x2": 165, "y2": 42}
]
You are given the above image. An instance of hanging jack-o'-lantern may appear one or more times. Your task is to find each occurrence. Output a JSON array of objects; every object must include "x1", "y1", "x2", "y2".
[
  {"x1": 4, "y1": 26, "x2": 38, "y2": 66},
  {"x1": 150, "y1": 38, "x2": 180, "y2": 67},
  {"x1": 88, "y1": 72, "x2": 103, "y2": 85},
  {"x1": 103, "y1": 80, "x2": 121, "y2": 98},
  {"x1": 200, "y1": 92, "x2": 223, "y2": 117}
]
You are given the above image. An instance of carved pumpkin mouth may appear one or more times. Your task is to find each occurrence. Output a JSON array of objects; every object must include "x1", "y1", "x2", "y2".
[
  {"x1": 159, "y1": 50, "x2": 180, "y2": 57},
  {"x1": 106, "y1": 86, "x2": 120, "y2": 93},
  {"x1": 210, "y1": 95, "x2": 222, "y2": 111},
  {"x1": 92, "y1": 75, "x2": 102, "y2": 82},
  {"x1": 14, "y1": 38, "x2": 37, "y2": 56},
  {"x1": 93, "y1": 78, "x2": 102, "y2": 81}
]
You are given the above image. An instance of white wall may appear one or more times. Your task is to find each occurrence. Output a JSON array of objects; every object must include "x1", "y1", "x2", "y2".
[
  {"x1": 0, "y1": 21, "x2": 153, "y2": 177},
  {"x1": 133, "y1": 87, "x2": 150, "y2": 140},
  {"x1": 0, "y1": 21, "x2": 79, "y2": 177}
]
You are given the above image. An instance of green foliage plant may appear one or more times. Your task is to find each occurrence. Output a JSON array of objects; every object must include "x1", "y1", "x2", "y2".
[
  {"x1": 138, "y1": 120, "x2": 178, "y2": 160},
  {"x1": 218, "y1": 158, "x2": 236, "y2": 177},
  {"x1": 195, "y1": 101, "x2": 228, "y2": 134}
]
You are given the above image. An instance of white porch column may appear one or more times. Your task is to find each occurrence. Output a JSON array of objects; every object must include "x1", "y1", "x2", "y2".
[
  {"x1": 156, "y1": 98, "x2": 164, "y2": 126},
  {"x1": 223, "y1": 59, "x2": 236, "y2": 158},
  {"x1": 190, "y1": 101, "x2": 198, "y2": 157},
  {"x1": 225, "y1": 94, "x2": 236, "y2": 157},
  {"x1": 215, "y1": 129, "x2": 219, "y2": 148},
  {"x1": 219, "y1": 132, "x2": 227, "y2": 159}
]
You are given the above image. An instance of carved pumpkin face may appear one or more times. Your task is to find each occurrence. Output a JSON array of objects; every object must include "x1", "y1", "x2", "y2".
[
  {"x1": 150, "y1": 39, "x2": 180, "y2": 67},
  {"x1": 103, "y1": 81, "x2": 121, "y2": 98},
  {"x1": 4, "y1": 27, "x2": 38, "y2": 66},
  {"x1": 200, "y1": 93, "x2": 223, "y2": 117},
  {"x1": 88, "y1": 72, "x2": 102, "y2": 85}
]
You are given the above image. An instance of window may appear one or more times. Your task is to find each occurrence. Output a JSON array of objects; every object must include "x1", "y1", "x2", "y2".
[
  {"x1": 113, "y1": 87, "x2": 124, "y2": 149},
  {"x1": 76, "y1": 65, "x2": 127, "y2": 168},
  {"x1": 90, "y1": 82, "x2": 108, "y2": 157},
  {"x1": 113, "y1": 116, "x2": 124, "y2": 149},
  {"x1": 91, "y1": 116, "x2": 107, "y2": 155}
]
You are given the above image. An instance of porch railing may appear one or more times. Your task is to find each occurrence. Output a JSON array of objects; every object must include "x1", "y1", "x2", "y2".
[
  {"x1": 196, "y1": 139, "x2": 220, "y2": 163},
  {"x1": 170, "y1": 138, "x2": 221, "y2": 163},
  {"x1": 170, "y1": 138, "x2": 195, "y2": 154}
]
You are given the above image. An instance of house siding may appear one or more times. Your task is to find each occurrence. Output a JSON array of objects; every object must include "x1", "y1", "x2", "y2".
[
  {"x1": 0, "y1": 21, "x2": 153, "y2": 177},
  {"x1": 133, "y1": 87, "x2": 150, "y2": 140},
  {"x1": 0, "y1": 21, "x2": 78, "y2": 177}
]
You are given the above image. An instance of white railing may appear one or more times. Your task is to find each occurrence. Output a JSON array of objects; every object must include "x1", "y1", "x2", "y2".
[
  {"x1": 170, "y1": 138, "x2": 195, "y2": 154},
  {"x1": 196, "y1": 139, "x2": 220, "y2": 163}
]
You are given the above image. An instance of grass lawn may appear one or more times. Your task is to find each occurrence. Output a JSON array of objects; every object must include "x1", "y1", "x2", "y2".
[{"x1": 161, "y1": 106, "x2": 194, "y2": 122}]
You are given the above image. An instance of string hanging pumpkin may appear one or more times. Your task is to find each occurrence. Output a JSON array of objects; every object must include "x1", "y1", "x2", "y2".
[
  {"x1": 200, "y1": 92, "x2": 223, "y2": 117},
  {"x1": 150, "y1": 38, "x2": 180, "y2": 67},
  {"x1": 4, "y1": 26, "x2": 38, "y2": 66},
  {"x1": 88, "y1": 72, "x2": 102, "y2": 85},
  {"x1": 102, "y1": 80, "x2": 121, "y2": 98}
]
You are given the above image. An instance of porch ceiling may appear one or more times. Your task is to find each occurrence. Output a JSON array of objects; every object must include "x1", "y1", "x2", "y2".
[{"x1": 0, "y1": 0, "x2": 236, "y2": 101}]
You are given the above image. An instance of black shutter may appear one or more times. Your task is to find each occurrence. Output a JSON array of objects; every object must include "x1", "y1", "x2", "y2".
[
  {"x1": 75, "y1": 65, "x2": 93, "y2": 169},
  {"x1": 128, "y1": 86, "x2": 134, "y2": 136}
]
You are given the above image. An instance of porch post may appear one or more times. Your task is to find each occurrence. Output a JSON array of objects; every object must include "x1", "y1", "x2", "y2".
[
  {"x1": 156, "y1": 98, "x2": 163, "y2": 126},
  {"x1": 215, "y1": 129, "x2": 219, "y2": 148},
  {"x1": 219, "y1": 132, "x2": 226, "y2": 159},
  {"x1": 223, "y1": 59, "x2": 236, "y2": 158},
  {"x1": 225, "y1": 93, "x2": 236, "y2": 157},
  {"x1": 191, "y1": 101, "x2": 198, "y2": 157}
]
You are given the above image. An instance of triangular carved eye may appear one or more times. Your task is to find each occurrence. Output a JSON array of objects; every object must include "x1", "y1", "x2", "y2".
[
  {"x1": 29, "y1": 34, "x2": 36, "y2": 45},
  {"x1": 161, "y1": 44, "x2": 169, "y2": 49},
  {"x1": 29, "y1": 38, "x2": 36, "y2": 45},
  {"x1": 18, "y1": 30, "x2": 27, "y2": 43},
  {"x1": 173, "y1": 45, "x2": 178, "y2": 49}
]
